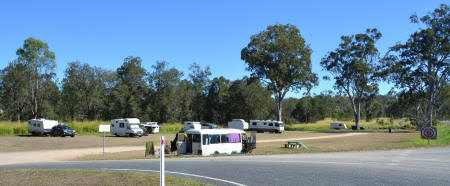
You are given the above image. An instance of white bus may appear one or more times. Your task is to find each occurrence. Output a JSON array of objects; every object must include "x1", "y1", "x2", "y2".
[
  {"x1": 177, "y1": 128, "x2": 250, "y2": 156},
  {"x1": 248, "y1": 120, "x2": 284, "y2": 133}
]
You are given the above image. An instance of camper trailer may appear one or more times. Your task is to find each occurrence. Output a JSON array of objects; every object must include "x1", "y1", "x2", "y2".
[
  {"x1": 248, "y1": 120, "x2": 284, "y2": 133},
  {"x1": 176, "y1": 128, "x2": 255, "y2": 156},
  {"x1": 110, "y1": 118, "x2": 144, "y2": 137},
  {"x1": 140, "y1": 122, "x2": 160, "y2": 135},
  {"x1": 330, "y1": 122, "x2": 347, "y2": 130},
  {"x1": 228, "y1": 119, "x2": 249, "y2": 130},
  {"x1": 28, "y1": 119, "x2": 58, "y2": 136}
]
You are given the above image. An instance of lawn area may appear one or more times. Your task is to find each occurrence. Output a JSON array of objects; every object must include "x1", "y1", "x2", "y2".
[{"x1": 0, "y1": 169, "x2": 209, "y2": 186}]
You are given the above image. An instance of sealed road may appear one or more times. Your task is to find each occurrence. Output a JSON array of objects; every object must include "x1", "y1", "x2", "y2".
[{"x1": 1, "y1": 147, "x2": 449, "y2": 185}]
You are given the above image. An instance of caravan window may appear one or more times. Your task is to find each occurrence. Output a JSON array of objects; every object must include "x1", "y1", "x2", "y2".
[
  {"x1": 269, "y1": 123, "x2": 273, "y2": 126},
  {"x1": 264, "y1": 123, "x2": 267, "y2": 125},
  {"x1": 120, "y1": 123, "x2": 124, "y2": 128},
  {"x1": 33, "y1": 124, "x2": 36, "y2": 127},
  {"x1": 202, "y1": 134, "x2": 208, "y2": 145},
  {"x1": 192, "y1": 134, "x2": 201, "y2": 143},
  {"x1": 275, "y1": 123, "x2": 279, "y2": 127},
  {"x1": 209, "y1": 134, "x2": 220, "y2": 144},
  {"x1": 252, "y1": 122, "x2": 256, "y2": 126},
  {"x1": 221, "y1": 134, "x2": 229, "y2": 143},
  {"x1": 111, "y1": 124, "x2": 115, "y2": 127}
]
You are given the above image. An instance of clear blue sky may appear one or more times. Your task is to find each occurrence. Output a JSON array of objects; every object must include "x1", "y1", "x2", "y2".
[{"x1": 0, "y1": 0, "x2": 447, "y2": 97}]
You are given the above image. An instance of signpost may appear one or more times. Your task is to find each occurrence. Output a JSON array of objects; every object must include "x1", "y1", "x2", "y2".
[
  {"x1": 160, "y1": 136, "x2": 165, "y2": 186},
  {"x1": 99, "y1": 125, "x2": 110, "y2": 160},
  {"x1": 421, "y1": 126, "x2": 437, "y2": 145}
]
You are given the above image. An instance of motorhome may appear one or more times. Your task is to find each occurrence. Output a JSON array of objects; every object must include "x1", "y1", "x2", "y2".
[
  {"x1": 228, "y1": 119, "x2": 249, "y2": 130},
  {"x1": 176, "y1": 128, "x2": 255, "y2": 156},
  {"x1": 248, "y1": 120, "x2": 284, "y2": 133},
  {"x1": 110, "y1": 118, "x2": 144, "y2": 137},
  {"x1": 183, "y1": 121, "x2": 201, "y2": 131},
  {"x1": 330, "y1": 122, "x2": 347, "y2": 130},
  {"x1": 140, "y1": 122, "x2": 160, "y2": 135},
  {"x1": 28, "y1": 119, "x2": 59, "y2": 136}
]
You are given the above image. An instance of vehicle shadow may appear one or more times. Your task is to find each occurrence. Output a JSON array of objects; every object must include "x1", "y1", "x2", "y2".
[{"x1": 310, "y1": 130, "x2": 415, "y2": 134}]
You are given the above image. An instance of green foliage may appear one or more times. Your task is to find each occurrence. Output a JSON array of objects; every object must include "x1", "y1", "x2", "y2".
[
  {"x1": 241, "y1": 24, "x2": 318, "y2": 121},
  {"x1": 321, "y1": 28, "x2": 382, "y2": 129},
  {"x1": 145, "y1": 141, "x2": 155, "y2": 157}
]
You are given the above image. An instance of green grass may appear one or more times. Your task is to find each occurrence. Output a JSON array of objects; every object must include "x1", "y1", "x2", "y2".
[
  {"x1": 286, "y1": 117, "x2": 413, "y2": 131},
  {"x1": 0, "y1": 120, "x2": 184, "y2": 136},
  {"x1": 0, "y1": 169, "x2": 210, "y2": 186},
  {"x1": 409, "y1": 123, "x2": 450, "y2": 147}
]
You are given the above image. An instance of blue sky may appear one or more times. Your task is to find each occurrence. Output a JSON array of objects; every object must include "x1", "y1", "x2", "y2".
[{"x1": 0, "y1": 0, "x2": 447, "y2": 98}]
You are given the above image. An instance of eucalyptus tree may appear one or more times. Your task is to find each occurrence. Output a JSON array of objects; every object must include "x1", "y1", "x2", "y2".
[
  {"x1": 382, "y1": 4, "x2": 449, "y2": 127},
  {"x1": 321, "y1": 28, "x2": 382, "y2": 129},
  {"x1": 16, "y1": 38, "x2": 56, "y2": 118},
  {"x1": 0, "y1": 61, "x2": 29, "y2": 121},
  {"x1": 241, "y1": 24, "x2": 318, "y2": 122}
]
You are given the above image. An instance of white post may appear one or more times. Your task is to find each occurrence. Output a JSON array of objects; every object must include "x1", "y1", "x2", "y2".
[
  {"x1": 160, "y1": 136, "x2": 165, "y2": 186},
  {"x1": 103, "y1": 131, "x2": 105, "y2": 160}
]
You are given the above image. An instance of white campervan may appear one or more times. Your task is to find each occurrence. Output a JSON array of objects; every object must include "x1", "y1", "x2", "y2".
[
  {"x1": 248, "y1": 120, "x2": 284, "y2": 133},
  {"x1": 28, "y1": 119, "x2": 58, "y2": 136},
  {"x1": 228, "y1": 119, "x2": 249, "y2": 130},
  {"x1": 330, "y1": 122, "x2": 347, "y2": 130},
  {"x1": 110, "y1": 118, "x2": 144, "y2": 137}
]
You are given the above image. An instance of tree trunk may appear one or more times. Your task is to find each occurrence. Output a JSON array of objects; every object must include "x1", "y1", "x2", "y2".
[
  {"x1": 277, "y1": 98, "x2": 282, "y2": 122},
  {"x1": 356, "y1": 101, "x2": 361, "y2": 129},
  {"x1": 427, "y1": 75, "x2": 435, "y2": 126}
]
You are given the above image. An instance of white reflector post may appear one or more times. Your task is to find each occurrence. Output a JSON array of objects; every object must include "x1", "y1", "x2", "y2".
[{"x1": 160, "y1": 136, "x2": 165, "y2": 186}]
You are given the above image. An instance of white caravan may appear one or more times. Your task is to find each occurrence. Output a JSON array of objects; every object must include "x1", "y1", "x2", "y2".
[
  {"x1": 228, "y1": 119, "x2": 249, "y2": 130},
  {"x1": 140, "y1": 122, "x2": 160, "y2": 135},
  {"x1": 28, "y1": 119, "x2": 59, "y2": 136},
  {"x1": 177, "y1": 128, "x2": 246, "y2": 156},
  {"x1": 330, "y1": 122, "x2": 347, "y2": 130},
  {"x1": 110, "y1": 118, "x2": 144, "y2": 137},
  {"x1": 183, "y1": 121, "x2": 201, "y2": 131},
  {"x1": 248, "y1": 120, "x2": 284, "y2": 133}
]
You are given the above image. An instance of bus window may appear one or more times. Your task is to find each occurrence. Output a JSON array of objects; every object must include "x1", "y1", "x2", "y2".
[
  {"x1": 228, "y1": 133, "x2": 241, "y2": 143},
  {"x1": 202, "y1": 134, "x2": 208, "y2": 145},
  {"x1": 210, "y1": 134, "x2": 220, "y2": 144},
  {"x1": 221, "y1": 134, "x2": 229, "y2": 143},
  {"x1": 192, "y1": 134, "x2": 201, "y2": 143},
  {"x1": 120, "y1": 123, "x2": 124, "y2": 128}
]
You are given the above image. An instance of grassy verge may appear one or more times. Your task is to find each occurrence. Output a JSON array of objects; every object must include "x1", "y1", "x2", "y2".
[
  {"x1": 409, "y1": 123, "x2": 450, "y2": 147},
  {"x1": 286, "y1": 117, "x2": 413, "y2": 131},
  {"x1": 0, "y1": 169, "x2": 209, "y2": 186},
  {"x1": 0, "y1": 121, "x2": 184, "y2": 136}
]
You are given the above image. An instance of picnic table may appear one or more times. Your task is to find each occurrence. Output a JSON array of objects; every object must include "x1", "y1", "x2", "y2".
[{"x1": 284, "y1": 140, "x2": 309, "y2": 150}]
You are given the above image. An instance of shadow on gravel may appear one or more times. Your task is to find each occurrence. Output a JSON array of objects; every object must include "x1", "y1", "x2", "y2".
[{"x1": 310, "y1": 130, "x2": 416, "y2": 134}]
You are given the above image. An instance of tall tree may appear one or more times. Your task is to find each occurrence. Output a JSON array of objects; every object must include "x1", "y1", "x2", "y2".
[
  {"x1": 241, "y1": 24, "x2": 318, "y2": 122},
  {"x1": 382, "y1": 4, "x2": 449, "y2": 127},
  {"x1": 188, "y1": 62, "x2": 211, "y2": 121},
  {"x1": 148, "y1": 61, "x2": 183, "y2": 123},
  {"x1": 16, "y1": 37, "x2": 56, "y2": 118},
  {"x1": 321, "y1": 28, "x2": 382, "y2": 129},
  {"x1": 205, "y1": 76, "x2": 231, "y2": 124},
  {"x1": 113, "y1": 56, "x2": 147, "y2": 118},
  {"x1": 0, "y1": 61, "x2": 29, "y2": 121}
]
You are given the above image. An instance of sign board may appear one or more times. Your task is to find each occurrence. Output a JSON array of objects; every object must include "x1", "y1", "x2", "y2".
[
  {"x1": 99, "y1": 125, "x2": 110, "y2": 132},
  {"x1": 421, "y1": 126, "x2": 437, "y2": 140}
]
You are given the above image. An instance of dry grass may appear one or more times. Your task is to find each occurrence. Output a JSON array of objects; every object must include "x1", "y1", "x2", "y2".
[
  {"x1": 0, "y1": 134, "x2": 175, "y2": 152},
  {"x1": 286, "y1": 117, "x2": 413, "y2": 130},
  {"x1": 76, "y1": 131, "x2": 421, "y2": 160},
  {"x1": 0, "y1": 169, "x2": 209, "y2": 186}
]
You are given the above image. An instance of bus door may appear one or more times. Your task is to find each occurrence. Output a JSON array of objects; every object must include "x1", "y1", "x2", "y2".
[{"x1": 186, "y1": 134, "x2": 193, "y2": 154}]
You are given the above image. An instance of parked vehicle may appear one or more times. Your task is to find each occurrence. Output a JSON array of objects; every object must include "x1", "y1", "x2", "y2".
[
  {"x1": 183, "y1": 121, "x2": 201, "y2": 131},
  {"x1": 50, "y1": 125, "x2": 76, "y2": 137},
  {"x1": 228, "y1": 119, "x2": 249, "y2": 130},
  {"x1": 28, "y1": 119, "x2": 58, "y2": 136},
  {"x1": 140, "y1": 122, "x2": 160, "y2": 135},
  {"x1": 248, "y1": 120, "x2": 284, "y2": 133},
  {"x1": 201, "y1": 123, "x2": 217, "y2": 129},
  {"x1": 330, "y1": 122, "x2": 347, "y2": 130},
  {"x1": 110, "y1": 118, "x2": 144, "y2": 137},
  {"x1": 176, "y1": 128, "x2": 255, "y2": 156}
]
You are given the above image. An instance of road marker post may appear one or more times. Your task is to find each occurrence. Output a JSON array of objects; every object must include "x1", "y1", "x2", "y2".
[
  {"x1": 160, "y1": 136, "x2": 165, "y2": 186},
  {"x1": 99, "y1": 125, "x2": 110, "y2": 160}
]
